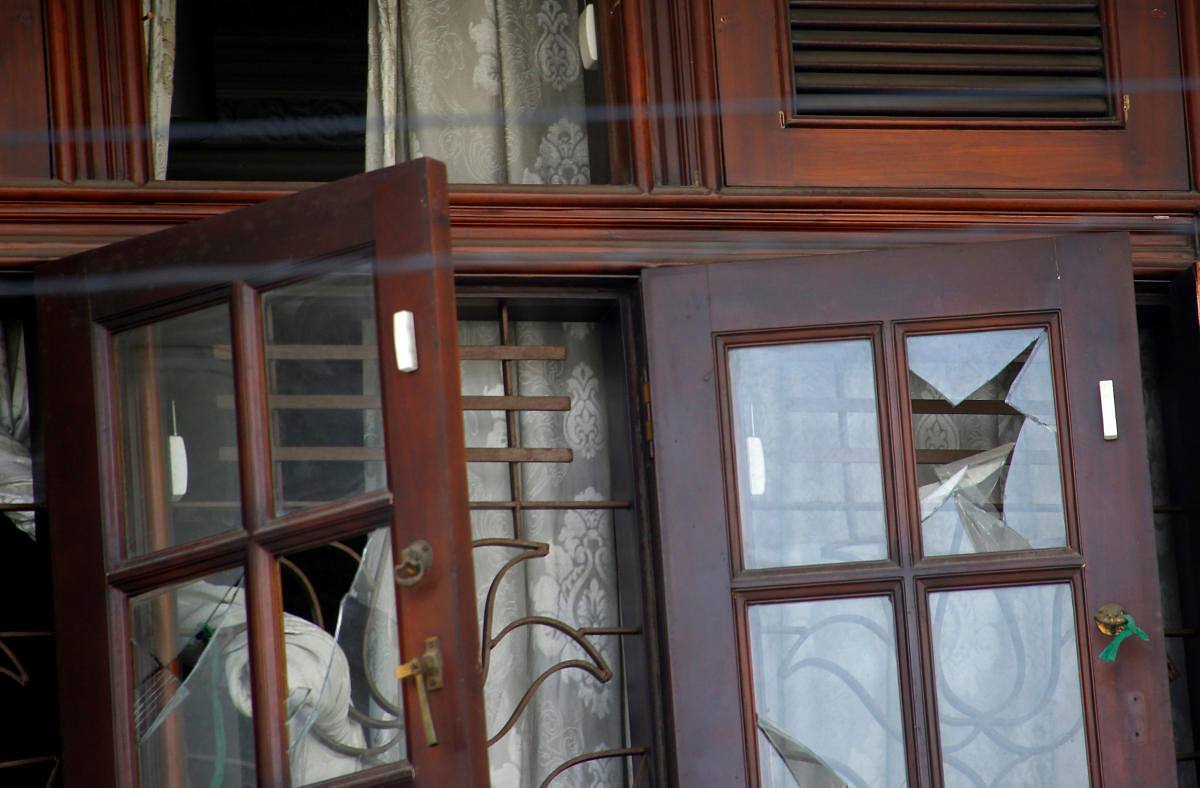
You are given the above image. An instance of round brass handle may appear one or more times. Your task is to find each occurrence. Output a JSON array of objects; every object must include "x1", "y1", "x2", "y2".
[
  {"x1": 1095, "y1": 603, "x2": 1129, "y2": 637},
  {"x1": 395, "y1": 538, "x2": 434, "y2": 587}
]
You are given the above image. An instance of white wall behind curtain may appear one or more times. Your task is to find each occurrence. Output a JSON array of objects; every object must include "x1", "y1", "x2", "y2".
[{"x1": 367, "y1": 0, "x2": 591, "y2": 184}]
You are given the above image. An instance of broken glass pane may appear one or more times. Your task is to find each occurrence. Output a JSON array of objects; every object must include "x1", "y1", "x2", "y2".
[
  {"x1": 283, "y1": 527, "x2": 406, "y2": 786},
  {"x1": 910, "y1": 327, "x2": 1066, "y2": 556},
  {"x1": 132, "y1": 572, "x2": 256, "y2": 787}
]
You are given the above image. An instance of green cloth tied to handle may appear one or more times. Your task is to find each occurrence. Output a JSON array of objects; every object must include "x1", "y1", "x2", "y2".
[{"x1": 1099, "y1": 614, "x2": 1148, "y2": 663}]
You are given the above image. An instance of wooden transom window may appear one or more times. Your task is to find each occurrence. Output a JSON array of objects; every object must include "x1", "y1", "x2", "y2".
[{"x1": 710, "y1": 0, "x2": 1189, "y2": 189}]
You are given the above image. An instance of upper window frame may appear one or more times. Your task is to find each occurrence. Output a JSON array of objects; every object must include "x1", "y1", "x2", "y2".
[{"x1": 710, "y1": 0, "x2": 1190, "y2": 189}]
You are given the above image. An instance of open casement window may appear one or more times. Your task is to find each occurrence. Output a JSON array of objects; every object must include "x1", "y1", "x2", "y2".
[
  {"x1": 35, "y1": 160, "x2": 488, "y2": 787},
  {"x1": 712, "y1": 0, "x2": 1189, "y2": 189},
  {"x1": 644, "y1": 234, "x2": 1173, "y2": 785}
]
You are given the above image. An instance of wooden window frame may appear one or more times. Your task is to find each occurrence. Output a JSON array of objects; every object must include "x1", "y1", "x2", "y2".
[
  {"x1": 36, "y1": 160, "x2": 489, "y2": 787},
  {"x1": 709, "y1": 0, "x2": 1191, "y2": 190}
]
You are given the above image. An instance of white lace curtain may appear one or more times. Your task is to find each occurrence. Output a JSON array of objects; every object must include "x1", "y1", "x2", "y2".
[
  {"x1": 367, "y1": 0, "x2": 591, "y2": 184},
  {"x1": 142, "y1": 0, "x2": 592, "y2": 184}
]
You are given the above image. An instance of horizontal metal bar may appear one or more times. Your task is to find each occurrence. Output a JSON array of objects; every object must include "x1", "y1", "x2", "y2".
[
  {"x1": 461, "y1": 395, "x2": 571, "y2": 411},
  {"x1": 469, "y1": 499, "x2": 631, "y2": 510},
  {"x1": 910, "y1": 398, "x2": 1024, "y2": 416},
  {"x1": 467, "y1": 447, "x2": 573, "y2": 463},
  {"x1": 459, "y1": 345, "x2": 567, "y2": 361}
]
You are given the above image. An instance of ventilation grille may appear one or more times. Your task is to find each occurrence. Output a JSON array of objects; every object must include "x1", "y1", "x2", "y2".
[{"x1": 789, "y1": 1, "x2": 1111, "y2": 118}]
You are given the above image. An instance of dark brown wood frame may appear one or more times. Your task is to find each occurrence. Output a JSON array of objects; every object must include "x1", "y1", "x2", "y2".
[
  {"x1": 643, "y1": 234, "x2": 1173, "y2": 786},
  {"x1": 892, "y1": 312, "x2": 1079, "y2": 564},
  {"x1": 0, "y1": 0, "x2": 1194, "y2": 273},
  {"x1": 708, "y1": 0, "x2": 1190, "y2": 189},
  {"x1": 37, "y1": 160, "x2": 489, "y2": 787},
  {"x1": 2, "y1": 0, "x2": 1199, "y2": 783},
  {"x1": 452, "y1": 281, "x2": 671, "y2": 786},
  {"x1": 715, "y1": 322, "x2": 901, "y2": 583}
]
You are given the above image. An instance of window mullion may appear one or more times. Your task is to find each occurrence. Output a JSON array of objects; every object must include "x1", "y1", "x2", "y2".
[{"x1": 230, "y1": 280, "x2": 290, "y2": 784}]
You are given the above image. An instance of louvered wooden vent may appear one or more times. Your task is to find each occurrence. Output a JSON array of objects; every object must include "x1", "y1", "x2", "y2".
[{"x1": 790, "y1": 1, "x2": 1111, "y2": 118}]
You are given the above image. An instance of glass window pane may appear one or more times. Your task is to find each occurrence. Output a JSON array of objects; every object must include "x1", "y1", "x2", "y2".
[
  {"x1": 909, "y1": 328, "x2": 1067, "y2": 556},
  {"x1": 729, "y1": 340, "x2": 888, "y2": 568},
  {"x1": 132, "y1": 571, "x2": 255, "y2": 787},
  {"x1": 262, "y1": 270, "x2": 386, "y2": 516},
  {"x1": 116, "y1": 305, "x2": 242, "y2": 557},
  {"x1": 282, "y1": 529, "x2": 406, "y2": 785},
  {"x1": 930, "y1": 584, "x2": 1088, "y2": 786},
  {"x1": 748, "y1": 597, "x2": 907, "y2": 787}
]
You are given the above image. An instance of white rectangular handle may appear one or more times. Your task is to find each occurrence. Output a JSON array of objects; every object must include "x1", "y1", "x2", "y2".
[
  {"x1": 1099, "y1": 380, "x2": 1117, "y2": 440},
  {"x1": 394, "y1": 310, "x2": 418, "y2": 373}
]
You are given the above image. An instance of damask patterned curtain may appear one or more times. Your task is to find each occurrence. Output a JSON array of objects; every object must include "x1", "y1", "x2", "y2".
[
  {"x1": 460, "y1": 321, "x2": 623, "y2": 787},
  {"x1": 366, "y1": 0, "x2": 591, "y2": 183},
  {"x1": 145, "y1": 0, "x2": 591, "y2": 183},
  {"x1": 142, "y1": 0, "x2": 176, "y2": 181}
]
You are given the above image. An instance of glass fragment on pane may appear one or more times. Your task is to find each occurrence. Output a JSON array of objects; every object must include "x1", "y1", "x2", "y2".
[
  {"x1": 748, "y1": 597, "x2": 907, "y2": 787},
  {"x1": 909, "y1": 328, "x2": 1067, "y2": 556},
  {"x1": 729, "y1": 340, "x2": 888, "y2": 568},
  {"x1": 930, "y1": 584, "x2": 1088, "y2": 787},
  {"x1": 262, "y1": 269, "x2": 386, "y2": 516},
  {"x1": 131, "y1": 571, "x2": 255, "y2": 787},
  {"x1": 282, "y1": 528, "x2": 406, "y2": 786},
  {"x1": 461, "y1": 318, "x2": 630, "y2": 786},
  {"x1": 116, "y1": 305, "x2": 242, "y2": 557}
]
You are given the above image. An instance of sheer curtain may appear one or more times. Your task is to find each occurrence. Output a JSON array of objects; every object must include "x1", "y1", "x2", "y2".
[
  {"x1": 145, "y1": 0, "x2": 592, "y2": 182},
  {"x1": 366, "y1": 0, "x2": 591, "y2": 183},
  {"x1": 460, "y1": 320, "x2": 624, "y2": 787},
  {"x1": 142, "y1": 0, "x2": 176, "y2": 181},
  {"x1": 0, "y1": 320, "x2": 33, "y2": 538}
]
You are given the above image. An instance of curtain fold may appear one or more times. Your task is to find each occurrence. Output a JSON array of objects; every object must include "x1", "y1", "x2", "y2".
[
  {"x1": 367, "y1": 0, "x2": 591, "y2": 184},
  {"x1": 142, "y1": 0, "x2": 176, "y2": 181},
  {"x1": 0, "y1": 320, "x2": 33, "y2": 538},
  {"x1": 146, "y1": 1, "x2": 590, "y2": 182}
]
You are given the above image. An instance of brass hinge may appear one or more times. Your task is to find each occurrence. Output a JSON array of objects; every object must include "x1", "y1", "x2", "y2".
[{"x1": 396, "y1": 636, "x2": 444, "y2": 746}]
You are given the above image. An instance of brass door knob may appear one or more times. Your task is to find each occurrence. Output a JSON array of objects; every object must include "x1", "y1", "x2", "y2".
[{"x1": 1095, "y1": 603, "x2": 1129, "y2": 637}]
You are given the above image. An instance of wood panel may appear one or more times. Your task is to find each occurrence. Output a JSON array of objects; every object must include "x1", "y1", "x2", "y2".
[
  {"x1": 36, "y1": 160, "x2": 489, "y2": 786},
  {"x1": 43, "y1": 0, "x2": 149, "y2": 182},
  {"x1": 711, "y1": 0, "x2": 1190, "y2": 189},
  {"x1": 0, "y1": 184, "x2": 1195, "y2": 273},
  {"x1": 644, "y1": 234, "x2": 1174, "y2": 785},
  {"x1": 0, "y1": 0, "x2": 52, "y2": 178}
]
